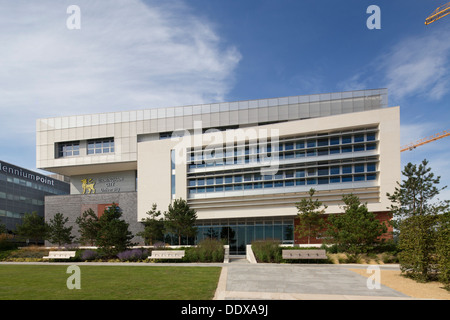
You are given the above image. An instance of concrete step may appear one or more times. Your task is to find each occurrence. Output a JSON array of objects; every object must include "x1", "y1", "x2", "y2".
[{"x1": 229, "y1": 255, "x2": 249, "y2": 263}]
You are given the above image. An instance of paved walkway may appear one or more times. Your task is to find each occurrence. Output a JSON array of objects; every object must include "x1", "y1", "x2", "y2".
[{"x1": 214, "y1": 261, "x2": 415, "y2": 300}]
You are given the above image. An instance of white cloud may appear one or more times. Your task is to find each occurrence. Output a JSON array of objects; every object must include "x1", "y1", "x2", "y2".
[
  {"x1": 338, "y1": 29, "x2": 450, "y2": 102},
  {"x1": 381, "y1": 30, "x2": 450, "y2": 102},
  {"x1": 0, "y1": 0, "x2": 241, "y2": 148}
]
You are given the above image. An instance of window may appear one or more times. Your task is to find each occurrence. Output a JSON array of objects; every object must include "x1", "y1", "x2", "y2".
[
  {"x1": 354, "y1": 164, "x2": 365, "y2": 173},
  {"x1": 330, "y1": 147, "x2": 340, "y2": 154},
  {"x1": 367, "y1": 163, "x2": 376, "y2": 172},
  {"x1": 330, "y1": 137, "x2": 340, "y2": 145},
  {"x1": 285, "y1": 171, "x2": 294, "y2": 178},
  {"x1": 318, "y1": 167, "x2": 329, "y2": 176},
  {"x1": 88, "y1": 138, "x2": 114, "y2": 155},
  {"x1": 318, "y1": 138, "x2": 328, "y2": 146},
  {"x1": 285, "y1": 180, "x2": 294, "y2": 187},
  {"x1": 307, "y1": 140, "x2": 316, "y2": 148},
  {"x1": 296, "y1": 141, "x2": 305, "y2": 149},
  {"x1": 354, "y1": 144, "x2": 365, "y2": 152},
  {"x1": 367, "y1": 133, "x2": 376, "y2": 141},
  {"x1": 354, "y1": 134, "x2": 364, "y2": 142},
  {"x1": 57, "y1": 141, "x2": 80, "y2": 158},
  {"x1": 330, "y1": 166, "x2": 340, "y2": 175},
  {"x1": 343, "y1": 165, "x2": 352, "y2": 174},
  {"x1": 342, "y1": 135, "x2": 352, "y2": 144},
  {"x1": 342, "y1": 146, "x2": 352, "y2": 153},
  {"x1": 296, "y1": 170, "x2": 305, "y2": 178},
  {"x1": 342, "y1": 175, "x2": 352, "y2": 182}
]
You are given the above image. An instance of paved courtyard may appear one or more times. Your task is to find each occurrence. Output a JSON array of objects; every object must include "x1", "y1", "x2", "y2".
[{"x1": 214, "y1": 263, "x2": 413, "y2": 300}]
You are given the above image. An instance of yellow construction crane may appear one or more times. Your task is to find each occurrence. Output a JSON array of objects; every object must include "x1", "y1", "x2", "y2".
[
  {"x1": 401, "y1": 130, "x2": 450, "y2": 152},
  {"x1": 425, "y1": 1, "x2": 450, "y2": 25}
]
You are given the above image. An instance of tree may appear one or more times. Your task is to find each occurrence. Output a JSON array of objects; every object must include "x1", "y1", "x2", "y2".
[
  {"x1": 387, "y1": 159, "x2": 447, "y2": 224},
  {"x1": 16, "y1": 212, "x2": 49, "y2": 245},
  {"x1": 164, "y1": 198, "x2": 197, "y2": 246},
  {"x1": 326, "y1": 194, "x2": 387, "y2": 259},
  {"x1": 295, "y1": 188, "x2": 327, "y2": 244},
  {"x1": 397, "y1": 215, "x2": 438, "y2": 281},
  {"x1": 137, "y1": 203, "x2": 165, "y2": 245},
  {"x1": 76, "y1": 208, "x2": 100, "y2": 246},
  {"x1": 436, "y1": 211, "x2": 450, "y2": 288},
  {"x1": 387, "y1": 159, "x2": 449, "y2": 282},
  {"x1": 96, "y1": 203, "x2": 134, "y2": 257},
  {"x1": 47, "y1": 213, "x2": 74, "y2": 247}
]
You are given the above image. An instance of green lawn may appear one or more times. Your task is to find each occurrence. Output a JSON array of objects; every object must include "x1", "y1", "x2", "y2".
[{"x1": 0, "y1": 265, "x2": 221, "y2": 300}]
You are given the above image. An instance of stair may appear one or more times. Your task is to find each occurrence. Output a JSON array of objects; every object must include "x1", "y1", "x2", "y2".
[{"x1": 229, "y1": 255, "x2": 249, "y2": 263}]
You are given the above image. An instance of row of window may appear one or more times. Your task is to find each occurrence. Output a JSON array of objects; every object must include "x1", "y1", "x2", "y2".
[
  {"x1": 188, "y1": 173, "x2": 377, "y2": 194},
  {"x1": 188, "y1": 142, "x2": 376, "y2": 169},
  {"x1": 57, "y1": 138, "x2": 114, "y2": 158},
  {"x1": 0, "y1": 210, "x2": 24, "y2": 219},
  {"x1": 0, "y1": 191, "x2": 45, "y2": 206},
  {"x1": 0, "y1": 174, "x2": 67, "y2": 195},
  {"x1": 188, "y1": 131, "x2": 376, "y2": 158},
  {"x1": 188, "y1": 163, "x2": 377, "y2": 187}
]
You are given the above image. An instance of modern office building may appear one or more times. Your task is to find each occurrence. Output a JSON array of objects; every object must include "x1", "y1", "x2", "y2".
[
  {"x1": 0, "y1": 160, "x2": 69, "y2": 231},
  {"x1": 37, "y1": 89, "x2": 400, "y2": 253}
]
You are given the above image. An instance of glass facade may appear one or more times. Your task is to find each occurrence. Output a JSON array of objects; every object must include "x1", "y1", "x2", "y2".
[
  {"x1": 187, "y1": 127, "x2": 379, "y2": 198},
  {"x1": 0, "y1": 161, "x2": 70, "y2": 231},
  {"x1": 163, "y1": 217, "x2": 294, "y2": 255}
]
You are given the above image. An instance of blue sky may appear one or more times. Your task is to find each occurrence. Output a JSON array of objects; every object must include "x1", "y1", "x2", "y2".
[{"x1": 1, "y1": 0, "x2": 449, "y2": 199}]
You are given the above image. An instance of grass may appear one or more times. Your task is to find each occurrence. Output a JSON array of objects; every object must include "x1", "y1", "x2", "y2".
[{"x1": 0, "y1": 265, "x2": 221, "y2": 300}]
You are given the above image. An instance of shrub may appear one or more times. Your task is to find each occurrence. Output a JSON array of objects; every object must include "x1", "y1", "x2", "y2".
[
  {"x1": 81, "y1": 249, "x2": 98, "y2": 261},
  {"x1": 251, "y1": 240, "x2": 281, "y2": 263},
  {"x1": 117, "y1": 248, "x2": 149, "y2": 261},
  {"x1": 185, "y1": 239, "x2": 224, "y2": 262}
]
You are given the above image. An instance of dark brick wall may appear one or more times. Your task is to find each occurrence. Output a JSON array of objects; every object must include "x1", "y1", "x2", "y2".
[{"x1": 44, "y1": 192, "x2": 144, "y2": 246}]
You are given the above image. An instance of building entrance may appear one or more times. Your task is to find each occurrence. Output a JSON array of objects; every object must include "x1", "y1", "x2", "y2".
[{"x1": 195, "y1": 217, "x2": 294, "y2": 255}]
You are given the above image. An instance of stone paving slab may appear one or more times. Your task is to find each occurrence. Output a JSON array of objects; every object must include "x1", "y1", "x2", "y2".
[{"x1": 214, "y1": 264, "x2": 415, "y2": 300}]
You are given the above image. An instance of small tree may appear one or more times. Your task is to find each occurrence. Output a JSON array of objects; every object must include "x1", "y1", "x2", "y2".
[
  {"x1": 47, "y1": 213, "x2": 74, "y2": 247},
  {"x1": 436, "y1": 211, "x2": 450, "y2": 288},
  {"x1": 387, "y1": 159, "x2": 447, "y2": 228},
  {"x1": 295, "y1": 188, "x2": 327, "y2": 244},
  {"x1": 16, "y1": 212, "x2": 49, "y2": 245},
  {"x1": 76, "y1": 208, "x2": 100, "y2": 246},
  {"x1": 96, "y1": 204, "x2": 134, "y2": 257},
  {"x1": 164, "y1": 198, "x2": 197, "y2": 245},
  {"x1": 326, "y1": 194, "x2": 387, "y2": 259},
  {"x1": 398, "y1": 215, "x2": 438, "y2": 281},
  {"x1": 137, "y1": 203, "x2": 165, "y2": 245}
]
